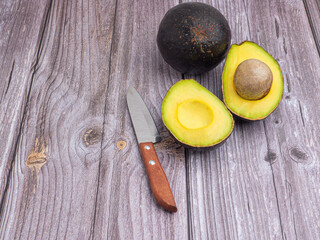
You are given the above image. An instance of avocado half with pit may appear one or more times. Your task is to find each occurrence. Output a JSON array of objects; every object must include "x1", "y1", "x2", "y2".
[
  {"x1": 222, "y1": 41, "x2": 284, "y2": 120},
  {"x1": 162, "y1": 80, "x2": 234, "y2": 148},
  {"x1": 157, "y1": 2, "x2": 231, "y2": 74}
]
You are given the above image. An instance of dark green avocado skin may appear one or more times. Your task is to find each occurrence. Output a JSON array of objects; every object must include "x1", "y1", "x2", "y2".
[{"x1": 157, "y1": 2, "x2": 231, "y2": 74}]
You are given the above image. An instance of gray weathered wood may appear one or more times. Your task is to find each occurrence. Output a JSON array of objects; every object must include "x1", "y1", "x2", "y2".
[
  {"x1": 0, "y1": 0, "x2": 48, "y2": 213},
  {"x1": 303, "y1": 0, "x2": 320, "y2": 55},
  {"x1": 0, "y1": 0, "x2": 117, "y2": 238},
  {"x1": 0, "y1": 0, "x2": 319, "y2": 239},
  {"x1": 0, "y1": 0, "x2": 188, "y2": 239},
  {"x1": 92, "y1": 0, "x2": 188, "y2": 239},
  {"x1": 185, "y1": 0, "x2": 320, "y2": 239}
]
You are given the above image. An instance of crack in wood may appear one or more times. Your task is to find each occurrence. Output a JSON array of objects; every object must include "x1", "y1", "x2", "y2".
[
  {"x1": 283, "y1": 38, "x2": 287, "y2": 54},
  {"x1": 185, "y1": 148, "x2": 193, "y2": 240},
  {"x1": 286, "y1": 180, "x2": 298, "y2": 240},
  {"x1": 302, "y1": 0, "x2": 320, "y2": 57},
  {"x1": 242, "y1": 0, "x2": 252, "y2": 39},
  {"x1": 298, "y1": 100, "x2": 305, "y2": 127},
  {"x1": 284, "y1": 177, "x2": 298, "y2": 240},
  {"x1": 263, "y1": 121, "x2": 285, "y2": 240},
  {"x1": 180, "y1": 66, "x2": 192, "y2": 240},
  {"x1": 275, "y1": 18, "x2": 280, "y2": 39},
  {"x1": 4, "y1": 60, "x2": 15, "y2": 96},
  {"x1": 90, "y1": 0, "x2": 119, "y2": 238},
  {"x1": 285, "y1": 73, "x2": 291, "y2": 93},
  {"x1": 270, "y1": 164, "x2": 285, "y2": 240},
  {"x1": 245, "y1": 190, "x2": 251, "y2": 215}
]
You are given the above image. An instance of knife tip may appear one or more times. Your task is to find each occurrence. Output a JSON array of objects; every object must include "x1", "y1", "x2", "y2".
[
  {"x1": 127, "y1": 85, "x2": 135, "y2": 93},
  {"x1": 126, "y1": 85, "x2": 135, "y2": 101}
]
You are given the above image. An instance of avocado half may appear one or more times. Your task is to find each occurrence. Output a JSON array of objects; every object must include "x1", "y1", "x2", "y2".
[
  {"x1": 222, "y1": 41, "x2": 284, "y2": 120},
  {"x1": 157, "y1": 2, "x2": 231, "y2": 74},
  {"x1": 162, "y1": 79, "x2": 234, "y2": 148}
]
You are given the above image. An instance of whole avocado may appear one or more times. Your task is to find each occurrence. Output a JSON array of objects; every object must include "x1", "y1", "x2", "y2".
[{"x1": 157, "y1": 2, "x2": 231, "y2": 74}]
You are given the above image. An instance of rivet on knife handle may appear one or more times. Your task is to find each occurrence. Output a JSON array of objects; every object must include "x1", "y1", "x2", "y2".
[{"x1": 139, "y1": 142, "x2": 177, "y2": 213}]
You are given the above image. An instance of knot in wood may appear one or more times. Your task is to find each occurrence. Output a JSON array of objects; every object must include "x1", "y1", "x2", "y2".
[
  {"x1": 26, "y1": 138, "x2": 47, "y2": 192},
  {"x1": 117, "y1": 140, "x2": 126, "y2": 150},
  {"x1": 264, "y1": 151, "x2": 277, "y2": 164},
  {"x1": 26, "y1": 138, "x2": 47, "y2": 169},
  {"x1": 289, "y1": 147, "x2": 308, "y2": 164},
  {"x1": 83, "y1": 128, "x2": 102, "y2": 146},
  {"x1": 26, "y1": 155, "x2": 47, "y2": 166}
]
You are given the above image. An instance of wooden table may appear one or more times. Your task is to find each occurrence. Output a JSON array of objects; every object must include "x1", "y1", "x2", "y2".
[{"x1": 0, "y1": 0, "x2": 319, "y2": 239}]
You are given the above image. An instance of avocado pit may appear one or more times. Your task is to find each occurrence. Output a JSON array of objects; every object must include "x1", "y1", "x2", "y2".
[{"x1": 233, "y1": 59, "x2": 273, "y2": 100}]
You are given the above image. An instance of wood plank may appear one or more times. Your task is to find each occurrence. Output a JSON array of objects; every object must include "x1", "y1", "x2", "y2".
[
  {"x1": 303, "y1": 0, "x2": 320, "y2": 55},
  {"x1": 92, "y1": 0, "x2": 189, "y2": 239},
  {"x1": 185, "y1": 0, "x2": 320, "y2": 239},
  {"x1": 0, "y1": 0, "x2": 118, "y2": 239},
  {"x1": 184, "y1": 1, "x2": 283, "y2": 239},
  {"x1": 0, "y1": 0, "x2": 49, "y2": 209},
  {"x1": 252, "y1": 0, "x2": 320, "y2": 238},
  {"x1": 1, "y1": 0, "x2": 319, "y2": 239}
]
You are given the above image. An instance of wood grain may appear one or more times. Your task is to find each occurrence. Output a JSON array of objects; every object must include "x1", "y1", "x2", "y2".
[
  {"x1": 303, "y1": 0, "x2": 320, "y2": 55},
  {"x1": 0, "y1": 0, "x2": 188, "y2": 239},
  {"x1": 92, "y1": 0, "x2": 188, "y2": 239},
  {"x1": 0, "y1": 0, "x2": 48, "y2": 211},
  {"x1": 0, "y1": 0, "x2": 319, "y2": 239},
  {"x1": 0, "y1": 0, "x2": 117, "y2": 239},
  {"x1": 184, "y1": 0, "x2": 320, "y2": 239}
]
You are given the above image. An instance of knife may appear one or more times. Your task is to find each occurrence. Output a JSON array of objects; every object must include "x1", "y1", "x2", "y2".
[{"x1": 126, "y1": 86, "x2": 177, "y2": 213}]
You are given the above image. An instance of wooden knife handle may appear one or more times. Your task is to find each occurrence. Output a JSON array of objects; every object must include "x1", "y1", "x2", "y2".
[{"x1": 139, "y1": 142, "x2": 177, "y2": 213}]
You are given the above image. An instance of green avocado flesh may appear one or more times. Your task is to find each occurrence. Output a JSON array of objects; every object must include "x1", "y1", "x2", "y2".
[
  {"x1": 222, "y1": 41, "x2": 284, "y2": 120},
  {"x1": 162, "y1": 80, "x2": 234, "y2": 147}
]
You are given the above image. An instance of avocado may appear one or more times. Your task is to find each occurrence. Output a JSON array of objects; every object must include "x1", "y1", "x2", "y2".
[
  {"x1": 234, "y1": 59, "x2": 273, "y2": 100},
  {"x1": 162, "y1": 79, "x2": 234, "y2": 148},
  {"x1": 157, "y1": 2, "x2": 231, "y2": 74},
  {"x1": 222, "y1": 41, "x2": 283, "y2": 120}
]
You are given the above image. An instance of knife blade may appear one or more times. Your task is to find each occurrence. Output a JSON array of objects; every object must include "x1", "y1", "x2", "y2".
[{"x1": 127, "y1": 86, "x2": 177, "y2": 213}]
